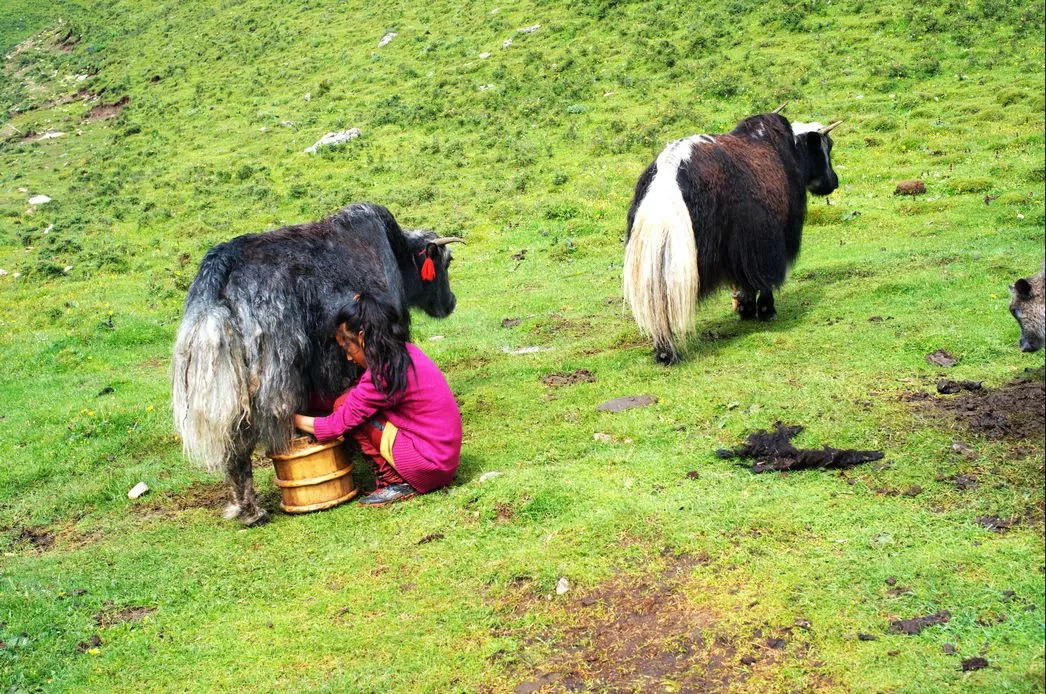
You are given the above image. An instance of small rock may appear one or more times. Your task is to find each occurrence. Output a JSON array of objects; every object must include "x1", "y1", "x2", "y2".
[
  {"x1": 942, "y1": 643, "x2": 956, "y2": 654},
  {"x1": 378, "y1": 31, "x2": 397, "y2": 48},
  {"x1": 304, "y1": 128, "x2": 361, "y2": 154},
  {"x1": 28, "y1": 194, "x2": 52, "y2": 205},
  {"x1": 555, "y1": 577, "x2": 569, "y2": 595},
  {"x1": 740, "y1": 655, "x2": 756, "y2": 665},
  {"x1": 593, "y1": 432, "x2": 612, "y2": 443},
  {"x1": 479, "y1": 52, "x2": 491, "y2": 59},
  {"x1": 43, "y1": 224, "x2": 53, "y2": 234},
  {"x1": 127, "y1": 482, "x2": 150, "y2": 500},
  {"x1": 477, "y1": 471, "x2": 502, "y2": 483},
  {"x1": 12, "y1": 272, "x2": 21, "y2": 279},
  {"x1": 519, "y1": 24, "x2": 541, "y2": 33},
  {"x1": 857, "y1": 633, "x2": 878, "y2": 641},
  {"x1": 303, "y1": 92, "x2": 311, "y2": 102},
  {"x1": 502, "y1": 38, "x2": 513, "y2": 48},
  {"x1": 427, "y1": 335, "x2": 444, "y2": 341},
  {"x1": 894, "y1": 179, "x2": 926, "y2": 196},
  {"x1": 37, "y1": 131, "x2": 65, "y2": 140},
  {"x1": 0, "y1": 269, "x2": 6, "y2": 276}
]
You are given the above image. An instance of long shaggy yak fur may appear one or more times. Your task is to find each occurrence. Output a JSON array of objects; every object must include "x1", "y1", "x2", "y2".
[
  {"x1": 624, "y1": 113, "x2": 840, "y2": 364},
  {"x1": 172, "y1": 202, "x2": 459, "y2": 525}
]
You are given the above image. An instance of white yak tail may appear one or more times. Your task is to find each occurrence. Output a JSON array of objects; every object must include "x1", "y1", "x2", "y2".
[
  {"x1": 171, "y1": 300, "x2": 250, "y2": 474},
  {"x1": 624, "y1": 139, "x2": 700, "y2": 363}
]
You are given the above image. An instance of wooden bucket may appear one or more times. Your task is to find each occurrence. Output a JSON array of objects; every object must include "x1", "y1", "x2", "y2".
[{"x1": 270, "y1": 436, "x2": 357, "y2": 513}]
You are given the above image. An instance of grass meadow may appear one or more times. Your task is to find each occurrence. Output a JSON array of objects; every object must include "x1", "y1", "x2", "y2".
[{"x1": 1, "y1": 0, "x2": 1043, "y2": 691}]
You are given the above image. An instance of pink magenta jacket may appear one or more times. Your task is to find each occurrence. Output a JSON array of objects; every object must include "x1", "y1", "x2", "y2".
[{"x1": 312, "y1": 343, "x2": 462, "y2": 493}]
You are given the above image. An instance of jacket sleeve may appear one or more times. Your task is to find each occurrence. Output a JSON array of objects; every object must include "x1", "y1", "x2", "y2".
[{"x1": 312, "y1": 370, "x2": 389, "y2": 441}]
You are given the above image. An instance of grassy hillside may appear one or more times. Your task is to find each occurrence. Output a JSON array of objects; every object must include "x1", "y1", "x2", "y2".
[{"x1": 1, "y1": 0, "x2": 1043, "y2": 691}]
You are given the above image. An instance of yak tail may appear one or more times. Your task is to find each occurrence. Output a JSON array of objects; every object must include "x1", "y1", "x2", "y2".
[
  {"x1": 171, "y1": 252, "x2": 249, "y2": 473},
  {"x1": 623, "y1": 160, "x2": 699, "y2": 362}
]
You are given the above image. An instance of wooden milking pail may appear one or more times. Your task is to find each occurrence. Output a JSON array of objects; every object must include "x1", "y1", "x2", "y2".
[{"x1": 270, "y1": 436, "x2": 357, "y2": 513}]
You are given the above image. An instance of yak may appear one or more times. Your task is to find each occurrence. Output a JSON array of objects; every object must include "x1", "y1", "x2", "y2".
[
  {"x1": 624, "y1": 107, "x2": 841, "y2": 364},
  {"x1": 172, "y1": 203, "x2": 463, "y2": 525}
]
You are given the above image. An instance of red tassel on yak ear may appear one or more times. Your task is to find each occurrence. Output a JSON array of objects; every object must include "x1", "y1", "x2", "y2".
[{"x1": 420, "y1": 256, "x2": 436, "y2": 281}]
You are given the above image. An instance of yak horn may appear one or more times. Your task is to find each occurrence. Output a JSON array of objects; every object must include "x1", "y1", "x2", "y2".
[
  {"x1": 772, "y1": 102, "x2": 787, "y2": 114},
  {"x1": 430, "y1": 236, "x2": 466, "y2": 246},
  {"x1": 818, "y1": 120, "x2": 843, "y2": 135}
]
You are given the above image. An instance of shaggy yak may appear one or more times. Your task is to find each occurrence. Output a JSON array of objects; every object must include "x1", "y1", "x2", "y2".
[
  {"x1": 172, "y1": 203, "x2": 463, "y2": 525},
  {"x1": 624, "y1": 107, "x2": 841, "y2": 364}
]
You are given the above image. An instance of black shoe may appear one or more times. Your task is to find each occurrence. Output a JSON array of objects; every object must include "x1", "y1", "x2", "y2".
[{"x1": 359, "y1": 483, "x2": 417, "y2": 507}]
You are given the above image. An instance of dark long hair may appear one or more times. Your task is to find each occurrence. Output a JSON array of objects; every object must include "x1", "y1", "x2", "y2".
[{"x1": 334, "y1": 293, "x2": 412, "y2": 397}]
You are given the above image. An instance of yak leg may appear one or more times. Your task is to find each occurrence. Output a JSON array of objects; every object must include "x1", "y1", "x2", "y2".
[
  {"x1": 732, "y1": 285, "x2": 758, "y2": 320},
  {"x1": 756, "y1": 290, "x2": 777, "y2": 321},
  {"x1": 224, "y1": 450, "x2": 269, "y2": 527}
]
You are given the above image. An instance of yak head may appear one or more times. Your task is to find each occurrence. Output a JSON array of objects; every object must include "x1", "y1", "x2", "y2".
[
  {"x1": 403, "y1": 230, "x2": 464, "y2": 319},
  {"x1": 792, "y1": 120, "x2": 841, "y2": 197},
  {"x1": 1010, "y1": 263, "x2": 1046, "y2": 352}
]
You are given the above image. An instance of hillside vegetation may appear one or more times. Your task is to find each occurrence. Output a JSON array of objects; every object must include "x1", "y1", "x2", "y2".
[{"x1": 1, "y1": 0, "x2": 1043, "y2": 691}]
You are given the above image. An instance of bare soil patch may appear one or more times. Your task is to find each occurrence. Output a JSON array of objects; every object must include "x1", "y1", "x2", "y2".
[
  {"x1": 84, "y1": 96, "x2": 129, "y2": 122},
  {"x1": 510, "y1": 556, "x2": 823, "y2": 692},
  {"x1": 540, "y1": 369, "x2": 595, "y2": 387},
  {"x1": 923, "y1": 368, "x2": 1044, "y2": 442},
  {"x1": 93, "y1": 604, "x2": 155, "y2": 627},
  {"x1": 134, "y1": 481, "x2": 227, "y2": 519}
]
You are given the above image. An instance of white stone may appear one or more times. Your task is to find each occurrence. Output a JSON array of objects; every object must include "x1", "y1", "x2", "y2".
[
  {"x1": 479, "y1": 52, "x2": 491, "y2": 59},
  {"x1": 303, "y1": 92, "x2": 311, "y2": 102},
  {"x1": 12, "y1": 272, "x2": 21, "y2": 279},
  {"x1": 555, "y1": 577, "x2": 569, "y2": 594},
  {"x1": 43, "y1": 224, "x2": 53, "y2": 234},
  {"x1": 304, "y1": 128, "x2": 361, "y2": 153},
  {"x1": 63, "y1": 265, "x2": 73, "y2": 273},
  {"x1": 593, "y1": 432, "x2": 612, "y2": 443},
  {"x1": 37, "y1": 131, "x2": 65, "y2": 140},
  {"x1": 519, "y1": 24, "x2": 541, "y2": 33},
  {"x1": 478, "y1": 471, "x2": 502, "y2": 483},
  {"x1": 378, "y1": 31, "x2": 397, "y2": 48},
  {"x1": 428, "y1": 335, "x2": 445, "y2": 341},
  {"x1": 28, "y1": 194, "x2": 51, "y2": 205},
  {"x1": 502, "y1": 345, "x2": 550, "y2": 355},
  {"x1": 0, "y1": 269, "x2": 6, "y2": 276},
  {"x1": 502, "y1": 38, "x2": 513, "y2": 48},
  {"x1": 17, "y1": 187, "x2": 28, "y2": 193},
  {"x1": 478, "y1": 83, "x2": 495, "y2": 92},
  {"x1": 127, "y1": 482, "x2": 150, "y2": 500}
]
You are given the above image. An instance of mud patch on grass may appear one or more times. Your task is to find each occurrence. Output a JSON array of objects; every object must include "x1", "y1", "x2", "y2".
[
  {"x1": 540, "y1": 369, "x2": 595, "y2": 387},
  {"x1": 921, "y1": 369, "x2": 1044, "y2": 442},
  {"x1": 93, "y1": 604, "x2": 155, "y2": 628},
  {"x1": 83, "y1": 96, "x2": 129, "y2": 122},
  {"x1": 133, "y1": 481, "x2": 227, "y2": 519},
  {"x1": 509, "y1": 556, "x2": 824, "y2": 692},
  {"x1": 7, "y1": 525, "x2": 54, "y2": 551}
]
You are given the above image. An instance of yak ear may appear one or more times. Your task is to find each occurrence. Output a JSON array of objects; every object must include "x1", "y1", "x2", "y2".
[{"x1": 1014, "y1": 278, "x2": 1033, "y2": 300}]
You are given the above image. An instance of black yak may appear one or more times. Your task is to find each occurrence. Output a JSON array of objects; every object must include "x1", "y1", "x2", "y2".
[
  {"x1": 624, "y1": 108, "x2": 841, "y2": 364},
  {"x1": 172, "y1": 203, "x2": 463, "y2": 525}
]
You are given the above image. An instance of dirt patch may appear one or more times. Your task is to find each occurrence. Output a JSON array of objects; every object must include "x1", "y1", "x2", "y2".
[
  {"x1": 926, "y1": 349, "x2": 959, "y2": 367},
  {"x1": 83, "y1": 96, "x2": 129, "y2": 122},
  {"x1": 541, "y1": 369, "x2": 595, "y2": 387},
  {"x1": 93, "y1": 604, "x2": 155, "y2": 628},
  {"x1": 75, "y1": 634, "x2": 102, "y2": 653},
  {"x1": 509, "y1": 556, "x2": 821, "y2": 692},
  {"x1": 889, "y1": 610, "x2": 950, "y2": 635},
  {"x1": 134, "y1": 481, "x2": 227, "y2": 519},
  {"x1": 895, "y1": 179, "x2": 927, "y2": 196},
  {"x1": 923, "y1": 369, "x2": 1045, "y2": 441},
  {"x1": 596, "y1": 394, "x2": 657, "y2": 412},
  {"x1": 718, "y1": 422, "x2": 884, "y2": 473},
  {"x1": 961, "y1": 657, "x2": 989, "y2": 671},
  {"x1": 8, "y1": 525, "x2": 54, "y2": 551}
]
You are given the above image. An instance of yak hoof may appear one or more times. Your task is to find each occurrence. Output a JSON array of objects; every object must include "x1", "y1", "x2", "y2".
[
  {"x1": 655, "y1": 349, "x2": 681, "y2": 366},
  {"x1": 757, "y1": 308, "x2": 777, "y2": 322},
  {"x1": 240, "y1": 506, "x2": 270, "y2": 527},
  {"x1": 222, "y1": 503, "x2": 242, "y2": 520}
]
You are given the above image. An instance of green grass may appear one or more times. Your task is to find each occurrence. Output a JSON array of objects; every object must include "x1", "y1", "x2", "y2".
[{"x1": 1, "y1": 0, "x2": 1044, "y2": 691}]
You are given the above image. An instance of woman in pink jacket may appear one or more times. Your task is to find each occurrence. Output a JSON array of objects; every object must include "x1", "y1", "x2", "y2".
[{"x1": 294, "y1": 293, "x2": 462, "y2": 506}]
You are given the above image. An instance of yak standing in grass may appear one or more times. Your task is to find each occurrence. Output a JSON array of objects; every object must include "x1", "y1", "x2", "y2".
[
  {"x1": 624, "y1": 108, "x2": 841, "y2": 364},
  {"x1": 172, "y1": 203, "x2": 463, "y2": 526}
]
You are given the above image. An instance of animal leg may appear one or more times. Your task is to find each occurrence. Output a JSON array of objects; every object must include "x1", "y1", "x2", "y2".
[
  {"x1": 654, "y1": 340, "x2": 681, "y2": 366},
  {"x1": 756, "y1": 290, "x2": 777, "y2": 321},
  {"x1": 225, "y1": 452, "x2": 269, "y2": 527},
  {"x1": 732, "y1": 286, "x2": 758, "y2": 320}
]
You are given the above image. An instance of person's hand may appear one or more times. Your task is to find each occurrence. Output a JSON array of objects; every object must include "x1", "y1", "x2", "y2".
[{"x1": 294, "y1": 414, "x2": 316, "y2": 434}]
